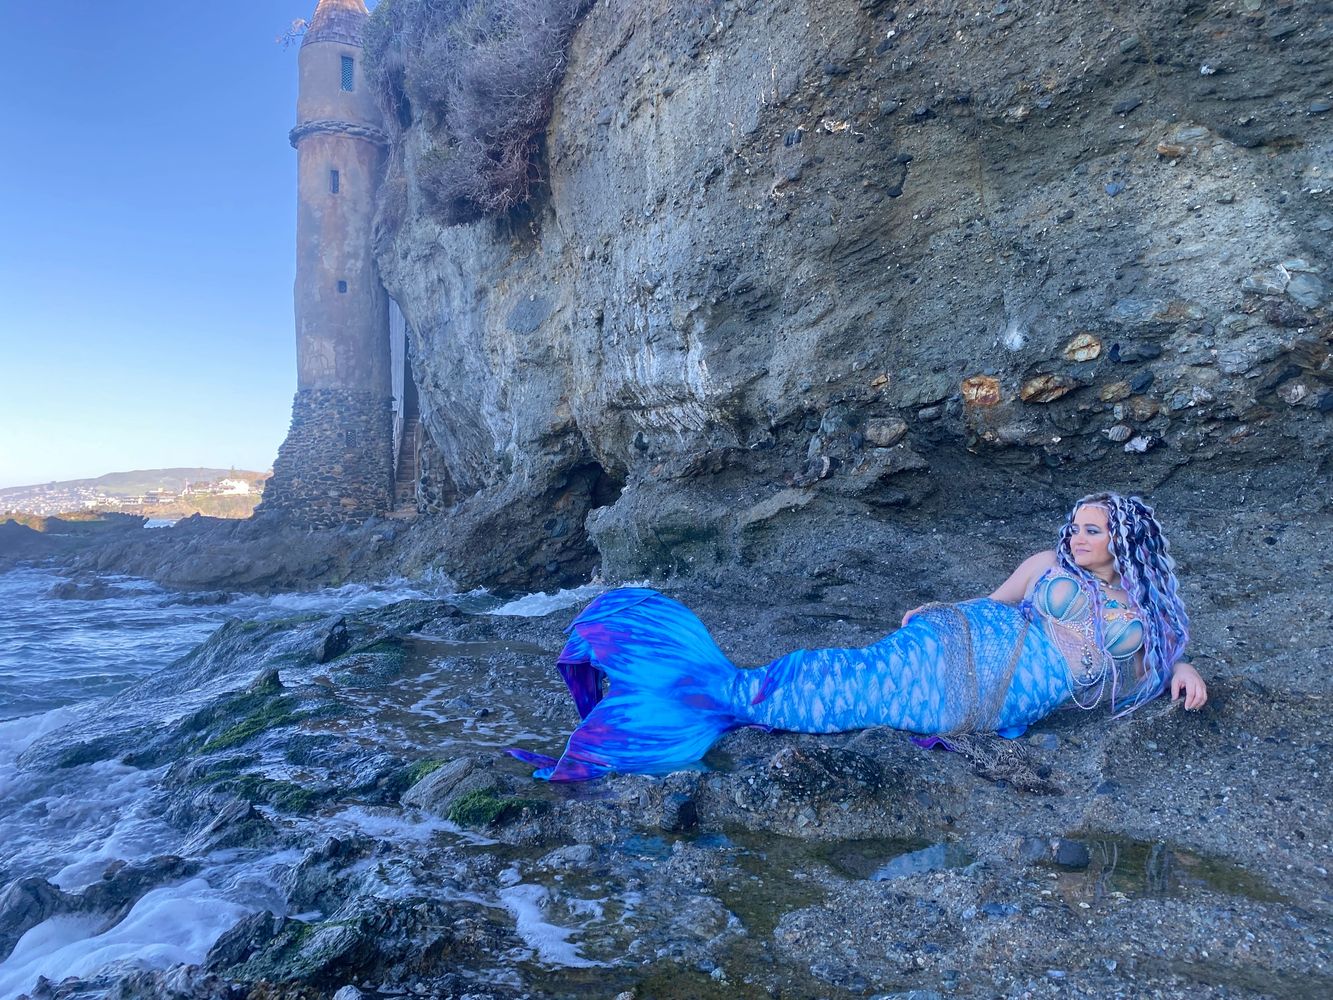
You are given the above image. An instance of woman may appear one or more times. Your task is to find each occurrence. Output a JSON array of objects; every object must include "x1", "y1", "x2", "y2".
[{"x1": 511, "y1": 492, "x2": 1207, "y2": 782}]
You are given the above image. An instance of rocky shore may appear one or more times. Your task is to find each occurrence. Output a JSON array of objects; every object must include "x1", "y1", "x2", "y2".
[
  {"x1": 5, "y1": 0, "x2": 1331, "y2": 994},
  {"x1": 5, "y1": 478, "x2": 1329, "y2": 999}
]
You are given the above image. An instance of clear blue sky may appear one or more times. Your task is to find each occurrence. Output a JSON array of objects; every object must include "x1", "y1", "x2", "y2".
[{"x1": 0, "y1": 2, "x2": 376, "y2": 489}]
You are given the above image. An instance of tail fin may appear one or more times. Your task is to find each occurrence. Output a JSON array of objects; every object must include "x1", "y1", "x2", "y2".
[{"x1": 509, "y1": 588, "x2": 739, "y2": 781}]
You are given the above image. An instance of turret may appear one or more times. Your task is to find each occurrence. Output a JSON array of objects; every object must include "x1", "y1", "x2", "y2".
[{"x1": 259, "y1": 0, "x2": 393, "y2": 526}]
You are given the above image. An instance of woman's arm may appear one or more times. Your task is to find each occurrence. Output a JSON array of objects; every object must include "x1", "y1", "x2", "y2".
[
  {"x1": 901, "y1": 550, "x2": 1056, "y2": 626},
  {"x1": 1170, "y1": 658, "x2": 1208, "y2": 710},
  {"x1": 988, "y1": 550, "x2": 1057, "y2": 605}
]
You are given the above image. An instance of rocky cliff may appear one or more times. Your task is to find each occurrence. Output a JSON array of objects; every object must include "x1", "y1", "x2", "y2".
[{"x1": 372, "y1": 0, "x2": 1330, "y2": 593}]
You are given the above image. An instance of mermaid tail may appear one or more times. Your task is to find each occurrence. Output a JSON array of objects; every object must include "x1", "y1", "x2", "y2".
[
  {"x1": 738, "y1": 600, "x2": 1071, "y2": 738},
  {"x1": 511, "y1": 590, "x2": 1072, "y2": 781},
  {"x1": 509, "y1": 589, "x2": 743, "y2": 781}
]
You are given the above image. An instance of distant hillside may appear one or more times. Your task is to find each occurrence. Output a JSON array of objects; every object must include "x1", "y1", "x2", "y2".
[
  {"x1": 0, "y1": 468, "x2": 271, "y2": 520},
  {"x1": 0, "y1": 468, "x2": 267, "y2": 498}
]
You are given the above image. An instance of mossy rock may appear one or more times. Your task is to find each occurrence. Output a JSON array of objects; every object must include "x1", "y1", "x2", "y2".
[
  {"x1": 223, "y1": 773, "x2": 324, "y2": 814},
  {"x1": 200, "y1": 695, "x2": 305, "y2": 753},
  {"x1": 446, "y1": 789, "x2": 548, "y2": 828},
  {"x1": 382, "y1": 757, "x2": 448, "y2": 799}
]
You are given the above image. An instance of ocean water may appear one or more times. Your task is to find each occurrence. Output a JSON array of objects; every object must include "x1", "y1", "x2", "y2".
[{"x1": 0, "y1": 567, "x2": 601, "y2": 999}]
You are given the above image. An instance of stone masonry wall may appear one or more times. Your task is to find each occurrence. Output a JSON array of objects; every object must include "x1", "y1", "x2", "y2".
[{"x1": 257, "y1": 389, "x2": 392, "y2": 527}]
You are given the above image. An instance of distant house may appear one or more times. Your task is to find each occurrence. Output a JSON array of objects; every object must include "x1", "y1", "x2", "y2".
[{"x1": 218, "y1": 479, "x2": 253, "y2": 495}]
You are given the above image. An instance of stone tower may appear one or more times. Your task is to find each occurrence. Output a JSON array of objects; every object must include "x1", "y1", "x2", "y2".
[{"x1": 259, "y1": 0, "x2": 392, "y2": 526}]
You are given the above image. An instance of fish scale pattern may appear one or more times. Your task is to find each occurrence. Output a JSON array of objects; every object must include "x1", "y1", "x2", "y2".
[
  {"x1": 512, "y1": 589, "x2": 1073, "y2": 781},
  {"x1": 736, "y1": 600, "x2": 1070, "y2": 736}
]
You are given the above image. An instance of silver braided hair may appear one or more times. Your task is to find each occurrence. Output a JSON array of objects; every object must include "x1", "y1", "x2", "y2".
[{"x1": 1055, "y1": 491, "x2": 1190, "y2": 715}]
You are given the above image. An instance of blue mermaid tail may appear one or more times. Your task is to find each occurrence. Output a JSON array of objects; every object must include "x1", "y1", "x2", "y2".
[{"x1": 510, "y1": 589, "x2": 1072, "y2": 781}]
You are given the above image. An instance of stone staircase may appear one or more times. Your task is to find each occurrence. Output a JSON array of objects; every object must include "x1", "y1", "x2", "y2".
[{"x1": 392, "y1": 417, "x2": 419, "y2": 514}]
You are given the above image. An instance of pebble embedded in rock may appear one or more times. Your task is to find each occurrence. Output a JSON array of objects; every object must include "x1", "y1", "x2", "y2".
[{"x1": 1113, "y1": 98, "x2": 1142, "y2": 115}]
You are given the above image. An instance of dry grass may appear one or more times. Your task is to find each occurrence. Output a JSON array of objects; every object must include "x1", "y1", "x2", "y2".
[{"x1": 365, "y1": 0, "x2": 591, "y2": 226}]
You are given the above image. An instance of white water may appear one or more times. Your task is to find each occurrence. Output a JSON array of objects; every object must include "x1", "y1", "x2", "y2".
[{"x1": 0, "y1": 566, "x2": 546, "y2": 999}]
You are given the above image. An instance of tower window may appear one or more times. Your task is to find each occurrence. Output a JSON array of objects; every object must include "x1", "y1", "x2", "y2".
[
  {"x1": 329, "y1": 169, "x2": 340, "y2": 194},
  {"x1": 337, "y1": 280, "x2": 348, "y2": 293},
  {"x1": 341, "y1": 56, "x2": 354, "y2": 92}
]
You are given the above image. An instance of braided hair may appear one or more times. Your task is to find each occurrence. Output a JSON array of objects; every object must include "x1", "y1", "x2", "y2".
[{"x1": 1054, "y1": 491, "x2": 1190, "y2": 715}]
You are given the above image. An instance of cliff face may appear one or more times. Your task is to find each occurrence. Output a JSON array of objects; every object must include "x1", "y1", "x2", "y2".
[{"x1": 373, "y1": 0, "x2": 1331, "y2": 591}]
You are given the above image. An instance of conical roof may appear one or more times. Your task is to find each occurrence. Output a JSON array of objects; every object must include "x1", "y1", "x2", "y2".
[{"x1": 304, "y1": 0, "x2": 370, "y2": 47}]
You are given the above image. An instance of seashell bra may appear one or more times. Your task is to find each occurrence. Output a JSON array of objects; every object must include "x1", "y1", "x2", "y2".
[{"x1": 1030, "y1": 571, "x2": 1145, "y2": 660}]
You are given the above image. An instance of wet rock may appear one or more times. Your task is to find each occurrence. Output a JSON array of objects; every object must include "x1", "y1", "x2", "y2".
[
  {"x1": 80, "y1": 856, "x2": 200, "y2": 916},
  {"x1": 1112, "y1": 97, "x2": 1142, "y2": 115},
  {"x1": 248, "y1": 666, "x2": 283, "y2": 695},
  {"x1": 294, "y1": 922, "x2": 365, "y2": 979},
  {"x1": 332, "y1": 988, "x2": 366, "y2": 1000},
  {"x1": 166, "y1": 590, "x2": 234, "y2": 606},
  {"x1": 0, "y1": 877, "x2": 70, "y2": 962},
  {"x1": 313, "y1": 616, "x2": 351, "y2": 663},
  {"x1": 206, "y1": 909, "x2": 285, "y2": 970},
  {"x1": 108, "y1": 967, "x2": 238, "y2": 1000},
  {"x1": 660, "y1": 791, "x2": 699, "y2": 832},
  {"x1": 401, "y1": 755, "x2": 502, "y2": 818},
  {"x1": 181, "y1": 795, "x2": 275, "y2": 854},
  {"x1": 539, "y1": 844, "x2": 597, "y2": 869},
  {"x1": 46, "y1": 579, "x2": 120, "y2": 600}
]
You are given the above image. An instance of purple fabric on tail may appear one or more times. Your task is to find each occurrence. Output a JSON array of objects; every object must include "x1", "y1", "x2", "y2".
[
  {"x1": 507, "y1": 748, "x2": 558, "y2": 768},
  {"x1": 911, "y1": 735, "x2": 958, "y2": 752},
  {"x1": 556, "y1": 645, "x2": 604, "y2": 720}
]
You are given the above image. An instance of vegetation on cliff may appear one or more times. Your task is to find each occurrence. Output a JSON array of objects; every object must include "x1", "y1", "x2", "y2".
[{"x1": 364, "y1": 0, "x2": 591, "y2": 226}]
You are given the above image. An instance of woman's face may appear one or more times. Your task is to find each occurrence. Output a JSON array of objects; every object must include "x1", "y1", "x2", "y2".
[{"x1": 1069, "y1": 505, "x2": 1116, "y2": 578}]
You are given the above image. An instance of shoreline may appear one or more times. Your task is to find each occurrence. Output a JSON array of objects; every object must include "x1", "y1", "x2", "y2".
[{"x1": 1, "y1": 537, "x2": 1330, "y2": 997}]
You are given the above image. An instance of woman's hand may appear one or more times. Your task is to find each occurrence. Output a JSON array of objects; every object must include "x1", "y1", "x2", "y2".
[
  {"x1": 901, "y1": 606, "x2": 924, "y2": 627},
  {"x1": 1170, "y1": 661, "x2": 1208, "y2": 711}
]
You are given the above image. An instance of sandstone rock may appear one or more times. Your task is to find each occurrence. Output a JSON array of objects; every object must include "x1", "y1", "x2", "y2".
[
  {"x1": 1020, "y1": 374, "x2": 1080, "y2": 404},
  {"x1": 961, "y1": 376, "x2": 1002, "y2": 406},
  {"x1": 1062, "y1": 333, "x2": 1102, "y2": 362}
]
